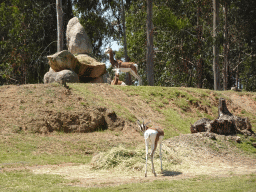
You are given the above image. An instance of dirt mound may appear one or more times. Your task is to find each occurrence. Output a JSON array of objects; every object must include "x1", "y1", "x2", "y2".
[{"x1": 0, "y1": 83, "x2": 125, "y2": 134}]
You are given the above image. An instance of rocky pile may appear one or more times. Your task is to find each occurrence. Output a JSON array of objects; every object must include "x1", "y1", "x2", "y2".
[{"x1": 44, "y1": 17, "x2": 106, "y2": 84}]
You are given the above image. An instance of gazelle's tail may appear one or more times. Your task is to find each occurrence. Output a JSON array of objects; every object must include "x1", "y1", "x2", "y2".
[{"x1": 134, "y1": 64, "x2": 138, "y2": 72}]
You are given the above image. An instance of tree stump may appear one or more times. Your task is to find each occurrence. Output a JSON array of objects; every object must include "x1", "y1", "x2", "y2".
[{"x1": 191, "y1": 98, "x2": 255, "y2": 136}]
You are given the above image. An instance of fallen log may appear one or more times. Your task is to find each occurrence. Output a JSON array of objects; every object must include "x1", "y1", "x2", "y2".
[{"x1": 191, "y1": 98, "x2": 255, "y2": 136}]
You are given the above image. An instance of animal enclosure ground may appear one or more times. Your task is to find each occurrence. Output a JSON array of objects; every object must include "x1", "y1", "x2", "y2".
[{"x1": 0, "y1": 83, "x2": 256, "y2": 190}]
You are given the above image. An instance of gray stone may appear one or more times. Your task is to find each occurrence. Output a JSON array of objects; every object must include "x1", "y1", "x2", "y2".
[
  {"x1": 44, "y1": 70, "x2": 58, "y2": 83},
  {"x1": 66, "y1": 17, "x2": 93, "y2": 54},
  {"x1": 44, "y1": 69, "x2": 79, "y2": 84}
]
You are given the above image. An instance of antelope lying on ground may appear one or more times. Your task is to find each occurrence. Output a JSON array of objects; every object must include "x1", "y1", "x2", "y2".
[{"x1": 111, "y1": 70, "x2": 126, "y2": 86}]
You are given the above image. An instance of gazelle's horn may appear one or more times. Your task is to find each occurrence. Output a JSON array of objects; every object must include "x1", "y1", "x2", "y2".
[{"x1": 145, "y1": 120, "x2": 151, "y2": 127}]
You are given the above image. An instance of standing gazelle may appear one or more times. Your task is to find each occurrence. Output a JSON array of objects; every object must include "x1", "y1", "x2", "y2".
[{"x1": 137, "y1": 119, "x2": 164, "y2": 177}]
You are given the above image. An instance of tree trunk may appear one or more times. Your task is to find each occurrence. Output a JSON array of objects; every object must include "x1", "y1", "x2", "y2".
[
  {"x1": 223, "y1": 2, "x2": 229, "y2": 90},
  {"x1": 146, "y1": 0, "x2": 154, "y2": 86},
  {"x1": 56, "y1": 0, "x2": 64, "y2": 52},
  {"x1": 213, "y1": 0, "x2": 220, "y2": 90},
  {"x1": 236, "y1": 51, "x2": 240, "y2": 89},
  {"x1": 197, "y1": 1, "x2": 203, "y2": 88},
  {"x1": 121, "y1": 0, "x2": 132, "y2": 85}
]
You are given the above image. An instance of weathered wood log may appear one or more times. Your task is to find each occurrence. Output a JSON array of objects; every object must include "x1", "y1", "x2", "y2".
[
  {"x1": 218, "y1": 97, "x2": 233, "y2": 118},
  {"x1": 206, "y1": 118, "x2": 236, "y2": 135},
  {"x1": 191, "y1": 98, "x2": 255, "y2": 136},
  {"x1": 190, "y1": 118, "x2": 211, "y2": 133}
]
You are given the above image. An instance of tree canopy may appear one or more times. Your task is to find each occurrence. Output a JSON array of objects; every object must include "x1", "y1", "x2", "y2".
[{"x1": 1, "y1": 0, "x2": 256, "y2": 91}]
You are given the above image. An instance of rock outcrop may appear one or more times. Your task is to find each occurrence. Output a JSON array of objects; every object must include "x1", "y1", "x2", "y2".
[
  {"x1": 47, "y1": 50, "x2": 79, "y2": 72},
  {"x1": 75, "y1": 54, "x2": 106, "y2": 78},
  {"x1": 66, "y1": 17, "x2": 93, "y2": 54},
  {"x1": 47, "y1": 51, "x2": 106, "y2": 79},
  {"x1": 44, "y1": 17, "x2": 106, "y2": 84}
]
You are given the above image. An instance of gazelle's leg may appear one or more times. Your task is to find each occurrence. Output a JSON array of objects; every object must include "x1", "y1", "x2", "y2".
[
  {"x1": 145, "y1": 140, "x2": 149, "y2": 177},
  {"x1": 151, "y1": 152, "x2": 156, "y2": 176},
  {"x1": 159, "y1": 141, "x2": 163, "y2": 173},
  {"x1": 150, "y1": 143, "x2": 156, "y2": 176},
  {"x1": 159, "y1": 136, "x2": 164, "y2": 173}
]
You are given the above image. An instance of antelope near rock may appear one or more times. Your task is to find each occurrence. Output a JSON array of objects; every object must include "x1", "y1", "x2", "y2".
[
  {"x1": 137, "y1": 119, "x2": 164, "y2": 177},
  {"x1": 105, "y1": 47, "x2": 142, "y2": 85},
  {"x1": 111, "y1": 71, "x2": 126, "y2": 86},
  {"x1": 105, "y1": 47, "x2": 138, "y2": 74}
]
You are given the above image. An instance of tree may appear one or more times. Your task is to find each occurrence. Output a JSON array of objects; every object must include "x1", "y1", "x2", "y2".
[
  {"x1": 0, "y1": 0, "x2": 73, "y2": 85},
  {"x1": 197, "y1": 0, "x2": 203, "y2": 88},
  {"x1": 146, "y1": 0, "x2": 154, "y2": 86},
  {"x1": 213, "y1": 0, "x2": 220, "y2": 90},
  {"x1": 56, "y1": 0, "x2": 64, "y2": 52},
  {"x1": 121, "y1": 0, "x2": 132, "y2": 85},
  {"x1": 72, "y1": 0, "x2": 120, "y2": 59},
  {"x1": 223, "y1": 0, "x2": 229, "y2": 90}
]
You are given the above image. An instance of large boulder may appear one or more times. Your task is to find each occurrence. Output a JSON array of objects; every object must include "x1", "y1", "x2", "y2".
[
  {"x1": 75, "y1": 54, "x2": 106, "y2": 78},
  {"x1": 47, "y1": 50, "x2": 79, "y2": 72},
  {"x1": 47, "y1": 51, "x2": 106, "y2": 78},
  {"x1": 66, "y1": 17, "x2": 93, "y2": 54},
  {"x1": 44, "y1": 69, "x2": 79, "y2": 84},
  {"x1": 44, "y1": 17, "x2": 106, "y2": 84}
]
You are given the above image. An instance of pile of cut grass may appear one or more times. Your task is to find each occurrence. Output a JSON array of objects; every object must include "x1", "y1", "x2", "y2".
[{"x1": 91, "y1": 145, "x2": 145, "y2": 171}]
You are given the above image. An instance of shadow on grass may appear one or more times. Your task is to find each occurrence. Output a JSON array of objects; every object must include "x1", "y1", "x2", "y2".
[{"x1": 162, "y1": 170, "x2": 182, "y2": 177}]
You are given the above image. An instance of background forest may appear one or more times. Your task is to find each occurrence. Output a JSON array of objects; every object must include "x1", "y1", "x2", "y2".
[{"x1": 1, "y1": 0, "x2": 256, "y2": 91}]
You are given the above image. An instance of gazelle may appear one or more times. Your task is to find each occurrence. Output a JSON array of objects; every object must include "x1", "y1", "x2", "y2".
[
  {"x1": 105, "y1": 47, "x2": 138, "y2": 74},
  {"x1": 105, "y1": 47, "x2": 142, "y2": 85},
  {"x1": 137, "y1": 119, "x2": 164, "y2": 177},
  {"x1": 111, "y1": 70, "x2": 126, "y2": 85}
]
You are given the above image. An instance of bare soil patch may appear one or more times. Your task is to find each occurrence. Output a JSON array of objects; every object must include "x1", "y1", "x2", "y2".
[{"x1": 0, "y1": 84, "x2": 130, "y2": 134}]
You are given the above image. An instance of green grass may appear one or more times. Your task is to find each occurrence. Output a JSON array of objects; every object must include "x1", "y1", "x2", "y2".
[
  {"x1": 0, "y1": 170, "x2": 71, "y2": 191},
  {"x1": 94, "y1": 174, "x2": 256, "y2": 192},
  {"x1": 229, "y1": 135, "x2": 256, "y2": 156},
  {"x1": 114, "y1": 86, "x2": 219, "y2": 138},
  {"x1": 69, "y1": 84, "x2": 256, "y2": 136},
  {"x1": 161, "y1": 108, "x2": 193, "y2": 138},
  {"x1": 0, "y1": 171, "x2": 255, "y2": 192},
  {"x1": 0, "y1": 133, "x2": 91, "y2": 168}
]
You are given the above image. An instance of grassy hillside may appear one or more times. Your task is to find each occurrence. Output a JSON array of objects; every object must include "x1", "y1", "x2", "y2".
[
  {"x1": 70, "y1": 83, "x2": 256, "y2": 138},
  {"x1": 0, "y1": 83, "x2": 256, "y2": 191}
]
